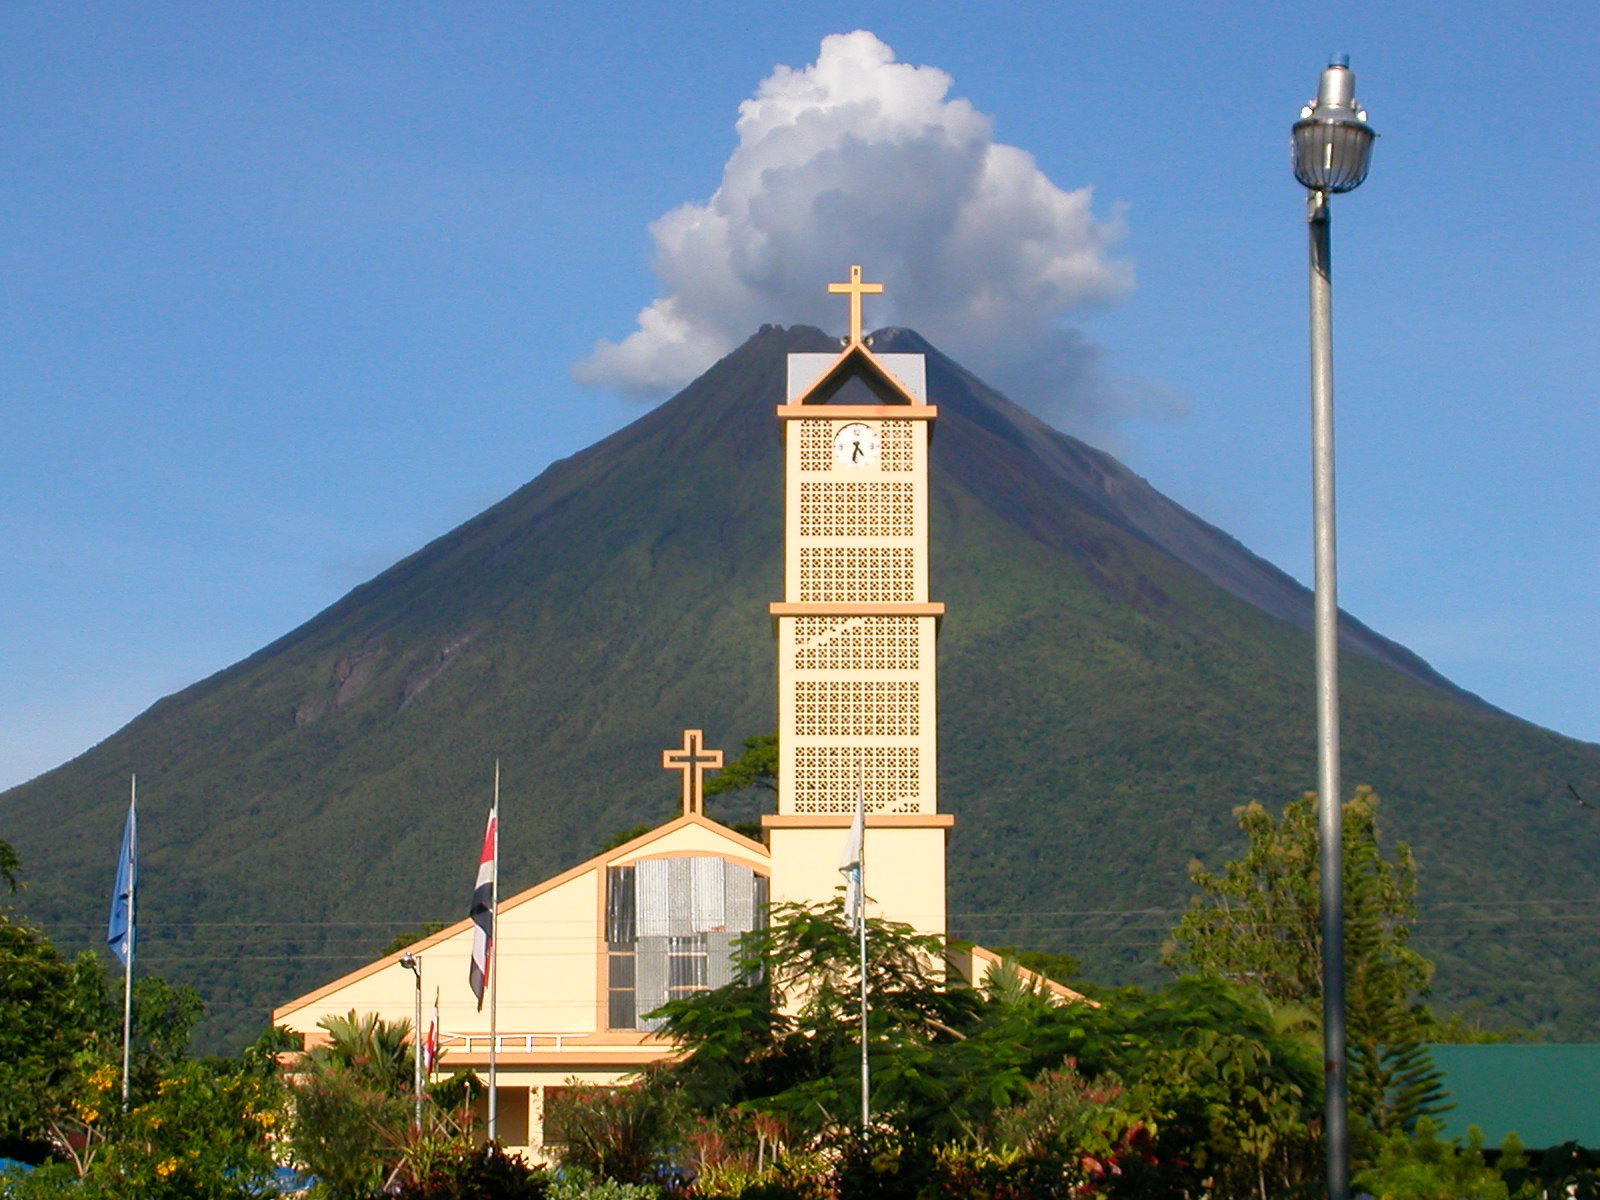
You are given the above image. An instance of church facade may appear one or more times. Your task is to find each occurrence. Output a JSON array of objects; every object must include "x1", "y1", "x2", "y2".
[{"x1": 272, "y1": 270, "x2": 1075, "y2": 1156}]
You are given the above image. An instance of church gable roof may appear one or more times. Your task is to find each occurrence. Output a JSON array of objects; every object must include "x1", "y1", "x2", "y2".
[
  {"x1": 273, "y1": 812, "x2": 766, "y2": 1021},
  {"x1": 790, "y1": 340, "x2": 925, "y2": 408}
]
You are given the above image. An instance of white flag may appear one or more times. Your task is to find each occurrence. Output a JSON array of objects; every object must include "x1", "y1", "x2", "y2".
[{"x1": 839, "y1": 784, "x2": 865, "y2": 931}]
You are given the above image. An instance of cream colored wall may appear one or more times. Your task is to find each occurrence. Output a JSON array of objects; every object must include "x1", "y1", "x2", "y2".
[
  {"x1": 273, "y1": 818, "x2": 768, "y2": 1158},
  {"x1": 766, "y1": 823, "x2": 947, "y2": 935},
  {"x1": 776, "y1": 612, "x2": 939, "y2": 816},
  {"x1": 773, "y1": 346, "x2": 946, "y2": 937},
  {"x1": 275, "y1": 864, "x2": 602, "y2": 1045},
  {"x1": 275, "y1": 820, "x2": 766, "y2": 1047},
  {"x1": 610, "y1": 822, "x2": 765, "y2": 867}
]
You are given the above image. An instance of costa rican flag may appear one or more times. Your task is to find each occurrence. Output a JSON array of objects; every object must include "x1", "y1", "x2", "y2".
[
  {"x1": 424, "y1": 987, "x2": 441, "y2": 1072},
  {"x1": 468, "y1": 808, "x2": 496, "y2": 1009}
]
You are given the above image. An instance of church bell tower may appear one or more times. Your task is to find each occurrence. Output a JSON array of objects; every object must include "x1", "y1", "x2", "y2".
[{"x1": 761, "y1": 267, "x2": 952, "y2": 937}]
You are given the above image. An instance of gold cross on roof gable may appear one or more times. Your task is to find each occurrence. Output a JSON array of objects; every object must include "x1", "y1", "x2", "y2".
[
  {"x1": 828, "y1": 264, "x2": 884, "y2": 346},
  {"x1": 662, "y1": 729, "x2": 723, "y2": 816}
]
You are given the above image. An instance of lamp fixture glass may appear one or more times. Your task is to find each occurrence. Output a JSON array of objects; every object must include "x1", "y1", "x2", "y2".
[{"x1": 1292, "y1": 54, "x2": 1376, "y2": 193}]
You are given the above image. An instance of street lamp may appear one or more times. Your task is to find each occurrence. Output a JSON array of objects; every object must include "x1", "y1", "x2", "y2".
[
  {"x1": 399, "y1": 952, "x2": 423, "y2": 1132},
  {"x1": 1291, "y1": 54, "x2": 1375, "y2": 1200}
]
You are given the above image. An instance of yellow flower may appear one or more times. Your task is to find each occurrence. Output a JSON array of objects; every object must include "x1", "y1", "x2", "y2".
[
  {"x1": 155, "y1": 1158, "x2": 178, "y2": 1178},
  {"x1": 87, "y1": 1065, "x2": 117, "y2": 1092}
]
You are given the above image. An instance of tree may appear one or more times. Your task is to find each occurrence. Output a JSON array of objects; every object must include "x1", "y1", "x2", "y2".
[
  {"x1": 655, "y1": 896, "x2": 980, "y2": 1137},
  {"x1": 0, "y1": 837, "x2": 20, "y2": 893},
  {"x1": 1164, "y1": 787, "x2": 1447, "y2": 1141},
  {"x1": 0, "y1": 914, "x2": 111, "y2": 1152},
  {"x1": 289, "y1": 1011, "x2": 415, "y2": 1198},
  {"x1": 703, "y1": 733, "x2": 777, "y2": 799}
]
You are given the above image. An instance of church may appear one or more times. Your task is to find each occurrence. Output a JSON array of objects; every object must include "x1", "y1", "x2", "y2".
[{"x1": 272, "y1": 269, "x2": 1079, "y2": 1154}]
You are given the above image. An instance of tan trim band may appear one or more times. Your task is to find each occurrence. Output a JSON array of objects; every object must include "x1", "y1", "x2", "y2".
[
  {"x1": 762, "y1": 814, "x2": 955, "y2": 829},
  {"x1": 768, "y1": 602, "x2": 945, "y2": 617},
  {"x1": 774, "y1": 404, "x2": 938, "y2": 420}
]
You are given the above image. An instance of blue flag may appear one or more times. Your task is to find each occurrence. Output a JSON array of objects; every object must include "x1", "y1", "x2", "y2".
[{"x1": 108, "y1": 796, "x2": 136, "y2": 966}]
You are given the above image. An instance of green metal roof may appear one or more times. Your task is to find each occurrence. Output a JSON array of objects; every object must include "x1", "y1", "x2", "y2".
[{"x1": 1430, "y1": 1045, "x2": 1600, "y2": 1148}]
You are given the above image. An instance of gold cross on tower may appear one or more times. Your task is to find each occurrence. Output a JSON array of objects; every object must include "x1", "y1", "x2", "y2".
[
  {"x1": 828, "y1": 264, "x2": 884, "y2": 346},
  {"x1": 662, "y1": 729, "x2": 723, "y2": 816}
]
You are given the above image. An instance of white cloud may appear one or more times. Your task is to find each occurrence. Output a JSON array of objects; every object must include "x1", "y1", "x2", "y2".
[{"x1": 575, "y1": 31, "x2": 1156, "y2": 432}]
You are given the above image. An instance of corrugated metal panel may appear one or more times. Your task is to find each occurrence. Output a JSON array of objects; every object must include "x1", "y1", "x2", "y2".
[
  {"x1": 692, "y1": 856, "x2": 726, "y2": 932},
  {"x1": 636, "y1": 859, "x2": 670, "y2": 938},
  {"x1": 706, "y1": 931, "x2": 741, "y2": 989},
  {"x1": 726, "y1": 864, "x2": 755, "y2": 931},
  {"x1": 667, "y1": 857, "x2": 694, "y2": 937},
  {"x1": 635, "y1": 936, "x2": 669, "y2": 1030}
]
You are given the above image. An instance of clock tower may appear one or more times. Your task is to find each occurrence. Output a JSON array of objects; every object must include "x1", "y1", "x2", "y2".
[{"x1": 762, "y1": 267, "x2": 952, "y2": 938}]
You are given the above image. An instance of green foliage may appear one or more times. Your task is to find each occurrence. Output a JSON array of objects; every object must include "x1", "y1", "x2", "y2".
[
  {"x1": 387, "y1": 1140, "x2": 551, "y2": 1200},
  {"x1": 8, "y1": 328, "x2": 1600, "y2": 1058},
  {"x1": 0, "y1": 838, "x2": 20, "y2": 893},
  {"x1": 378, "y1": 920, "x2": 449, "y2": 958},
  {"x1": 546, "y1": 1173, "x2": 662, "y2": 1200},
  {"x1": 1130, "y1": 1027, "x2": 1320, "y2": 1198},
  {"x1": 1499, "y1": 1139, "x2": 1600, "y2": 1200},
  {"x1": 545, "y1": 1074, "x2": 684, "y2": 1185},
  {"x1": 989, "y1": 945, "x2": 1082, "y2": 985},
  {"x1": 426, "y1": 1068, "x2": 485, "y2": 1114},
  {"x1": 305, "y1": 1008, "x2": 414, "y2": 1090},
  {"x1": 1352, "y1": 1118, "x2": 1511, "y2": 1200},
  {"x1": 656, "y1": 898, "x2": 981, "y2": 1137},
  {"x1": 126, "y1": 975, "x2": 205, "y2": 1084},
  {"x1": 289, "y1": 1010, "x2": 416, "y2": 1198},
  {"x1": 703, "y1": 734, "x2": 777, "y2": 800},
  {"x1": 1415, "y1": 1009, "x2": 1527, "y2": 1044},
  {"x1": 1166, "y1": 788, "x2": 1449, "y2": 1140},
  {"x1": 83, "y1": 1060, "x2": 284, "y2": 1200},
  {"x1": 597, "y1": 825, "x2": 659, "y2": 856},
  {"x1": 987, "y1": 1060, "x2": 1130, "y2": 1159},
  {"x1": 651, "y1": 897, "x2": 1327, "y2": 1199},
  {"x1": 0, "y1": 915, "x2": 111, "y2": 1146},
  {"x1": 289, "y1": 1063, "x2": 410, "y2": 1199}
]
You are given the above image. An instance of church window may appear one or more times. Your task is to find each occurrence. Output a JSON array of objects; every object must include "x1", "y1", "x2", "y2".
[{"x1": 605, "y1": 857, "x2": 766, "y2": 1031}]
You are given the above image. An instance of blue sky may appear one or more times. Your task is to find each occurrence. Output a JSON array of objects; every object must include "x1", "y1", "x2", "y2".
[{"x1": 2, "y1": 2, "x2": 1595, "y2": 791}]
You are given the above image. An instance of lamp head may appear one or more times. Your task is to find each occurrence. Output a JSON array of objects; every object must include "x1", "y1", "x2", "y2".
[
  {"x1": 1292, "y1": 54, "x2": 1376, "y2": 193},
  {"x1": 399, "y1": 951, "x2": 418, "y2": 975}
]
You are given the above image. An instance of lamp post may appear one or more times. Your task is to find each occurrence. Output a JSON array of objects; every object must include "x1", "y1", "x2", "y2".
[
  {"x1": 1291, "y1": 54, "x2": 1375, "y2": 1200},
  {"x1": 399, "y1": 952, "x2": 423, "y2": 1132}
]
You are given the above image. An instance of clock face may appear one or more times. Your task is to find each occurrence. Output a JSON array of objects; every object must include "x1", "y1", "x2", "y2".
[{"x1": 833, "y1": 422, "x2": 880, "y2": 468}]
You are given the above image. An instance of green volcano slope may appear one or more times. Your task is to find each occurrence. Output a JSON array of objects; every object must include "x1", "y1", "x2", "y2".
[{"x1": 4, "y1": 325, "x2": 1597, "y2": 1050}]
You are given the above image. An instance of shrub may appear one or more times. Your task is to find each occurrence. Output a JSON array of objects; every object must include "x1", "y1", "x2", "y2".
[{"x1": 387, "y1": 1140, "x2": 551, "y2": 1199}]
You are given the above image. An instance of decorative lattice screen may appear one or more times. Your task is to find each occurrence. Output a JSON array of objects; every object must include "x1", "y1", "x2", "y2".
[
  {"x1": 798, "y1": 482, "x2": 914, "y2": 538},
  {"x1": 879, "y1": 424, "x2": 914, "y2": 472},
  {"x1": 793, "y1": 616, "x2": 919, "y2": 671},
  {"x1": 797, "y1": 420, "x2": 915, "y2": 473},
  {"x1": 794, "y1": 680, "x2": 920, "y2": 737},
  {"x1": 798, "y1": 547, "x2": 915, "y2": 602},
  {"x1": 798, "y1": 421, "x2": 833, "y2": 473},
  {"x1": 791, "y1": 745, "x2": 923, "y2": 813}
]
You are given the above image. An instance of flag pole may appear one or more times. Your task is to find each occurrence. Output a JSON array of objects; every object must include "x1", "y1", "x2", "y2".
[
  {"x1": 856, "y1": 763, "x2": 869, "y2": 1132},
  {"x1": 121, "y1": 774, "x2": 137, "y2": 1111},
  {"x1": 488, "y1": 759, "x2": 500, "y2": 1142}
]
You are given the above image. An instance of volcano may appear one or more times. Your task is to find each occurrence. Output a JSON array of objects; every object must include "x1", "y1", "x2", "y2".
[{"x1": 5, "y1": 324, "x2": 1597, "y2": 1050}]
